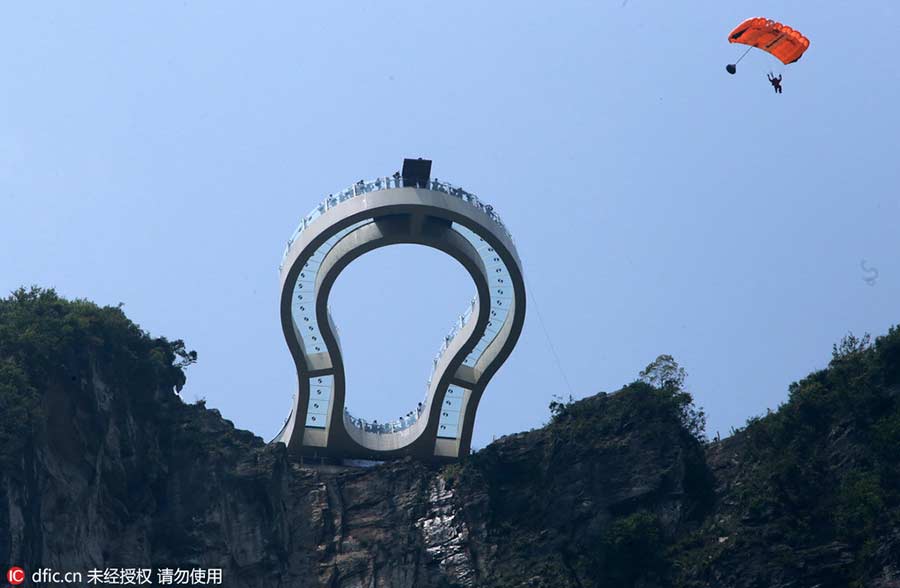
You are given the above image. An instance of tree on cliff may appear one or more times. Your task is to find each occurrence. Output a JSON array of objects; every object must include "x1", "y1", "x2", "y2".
[{"x1": 640, "y1": 354, "x2": 706, "y2": 441}]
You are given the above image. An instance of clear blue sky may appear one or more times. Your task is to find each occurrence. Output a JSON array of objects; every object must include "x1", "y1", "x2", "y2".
[{"x1": 1, "y1": 1, "x2": 897, "y2": 448}]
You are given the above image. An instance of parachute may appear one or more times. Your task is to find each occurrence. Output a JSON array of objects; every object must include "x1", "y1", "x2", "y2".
[
  {"x1": 725, "y1": 17, "x2": 809, "y2": 75},
  {"x1": 729, "y1": 18, "x2": 810, "y2": 64}
]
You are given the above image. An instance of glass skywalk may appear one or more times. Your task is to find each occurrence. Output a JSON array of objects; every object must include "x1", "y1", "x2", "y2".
[
  {"x1": 275, "y1": 164, "x2": 526, "y2": 461},
  {"x1": 285, "y1": 179, "x2": 515, "y2": 438}
]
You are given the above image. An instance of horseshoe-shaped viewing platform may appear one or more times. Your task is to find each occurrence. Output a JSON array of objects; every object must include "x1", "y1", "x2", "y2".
[{"x1": 272, "y1": 159, "x2": 526, "y2": 461}]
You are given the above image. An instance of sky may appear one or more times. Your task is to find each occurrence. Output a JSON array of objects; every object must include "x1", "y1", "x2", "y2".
[{"x1": 1, "y1": 1, "x2": 897, "y2": 449}]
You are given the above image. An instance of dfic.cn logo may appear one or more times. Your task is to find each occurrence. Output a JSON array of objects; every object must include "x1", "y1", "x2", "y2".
[{"x1": 6, "y1": 566, "x2": 25, "y2": 585}]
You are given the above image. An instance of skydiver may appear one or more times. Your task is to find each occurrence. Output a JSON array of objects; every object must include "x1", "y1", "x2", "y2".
[{"x1": 767, "y1": 73, "x2": 783, "y2": 94}]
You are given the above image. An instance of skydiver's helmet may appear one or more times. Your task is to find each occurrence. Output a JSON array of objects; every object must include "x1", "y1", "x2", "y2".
[{"x1": 726, "y1": 64, "x2": 737, "y2": 75}]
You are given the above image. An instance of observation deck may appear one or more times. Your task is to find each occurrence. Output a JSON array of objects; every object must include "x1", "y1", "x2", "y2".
[{"x1": 272, "y1": 161, "x2": 525, "y2": 461}]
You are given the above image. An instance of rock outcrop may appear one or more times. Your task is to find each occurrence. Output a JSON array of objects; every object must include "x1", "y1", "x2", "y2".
[{"x1": 1, "y1": 289, "x2": 898, "y2": 587}]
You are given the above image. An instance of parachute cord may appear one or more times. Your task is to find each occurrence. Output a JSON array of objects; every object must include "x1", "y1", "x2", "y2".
[
  {"x1": 734, "y1": 46, "x2": 753, "y2": 65},
  {"x1": 522, "y1": 268, "x2": 576, "y2": 400}
]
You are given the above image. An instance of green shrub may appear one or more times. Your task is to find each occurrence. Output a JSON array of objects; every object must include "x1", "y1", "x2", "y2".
[
  {"x1": 833, "y1": 472, "x2": 885, "y2": 545},
  {"x1": 597, "y1": 510, "x2": 666, "y2": 584}
]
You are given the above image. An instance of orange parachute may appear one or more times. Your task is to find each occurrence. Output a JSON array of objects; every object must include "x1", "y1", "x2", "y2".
[{"x1": 728, "y1": 17, "x2": 810, "y2": 65}]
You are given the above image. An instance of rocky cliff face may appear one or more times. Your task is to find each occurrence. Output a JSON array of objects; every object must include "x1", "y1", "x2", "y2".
[
  {"x1": 0, "y1": 361, "x2": 709, "y2": 587},
  {"x1": 1, "y1": 290, "x2": 899, "y2": 587}
]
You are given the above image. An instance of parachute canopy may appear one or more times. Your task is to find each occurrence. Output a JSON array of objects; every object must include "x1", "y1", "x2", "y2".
[{"x1": 728, "y1": 17, "x2": 810, "y2": 65}]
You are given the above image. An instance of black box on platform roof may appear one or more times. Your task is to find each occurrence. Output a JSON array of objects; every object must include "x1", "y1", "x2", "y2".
[{"x1": 402, "y1": 158, "x2": 431, "y2": 188}]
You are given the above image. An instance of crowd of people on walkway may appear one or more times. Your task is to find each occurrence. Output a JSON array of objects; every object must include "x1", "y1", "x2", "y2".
[
  {"x1": 345, "y1": 401, "x2": 426, "y2": 434},
  {"x1": 284, "y1": 174, "x2": 510, "y2": 260}
]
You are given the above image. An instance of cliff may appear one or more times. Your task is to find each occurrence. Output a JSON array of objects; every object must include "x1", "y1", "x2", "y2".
[{"x1": 1, "y1": 288, "x2": 898, "y2": 587}]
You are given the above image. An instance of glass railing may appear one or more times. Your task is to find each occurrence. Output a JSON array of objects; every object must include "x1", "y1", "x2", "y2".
[
  {"x1": 425, "y1": 296, "x2": 476, "y2": 392},
  {"x1": 311, "y1": 221, "x2": 513, "y2": 437},
  {"x1": 344, "y1": 401, "x2": 427, "y2": 434},
  {"x1": 280, "y1": 176, "x2": 511, "y2": 269},
  {"x1": 338, "y1": 293, "x2": 480, "y2": 437},
  {"x1": 287, "y1": 176, "x2": 516, "y2": 438}
]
